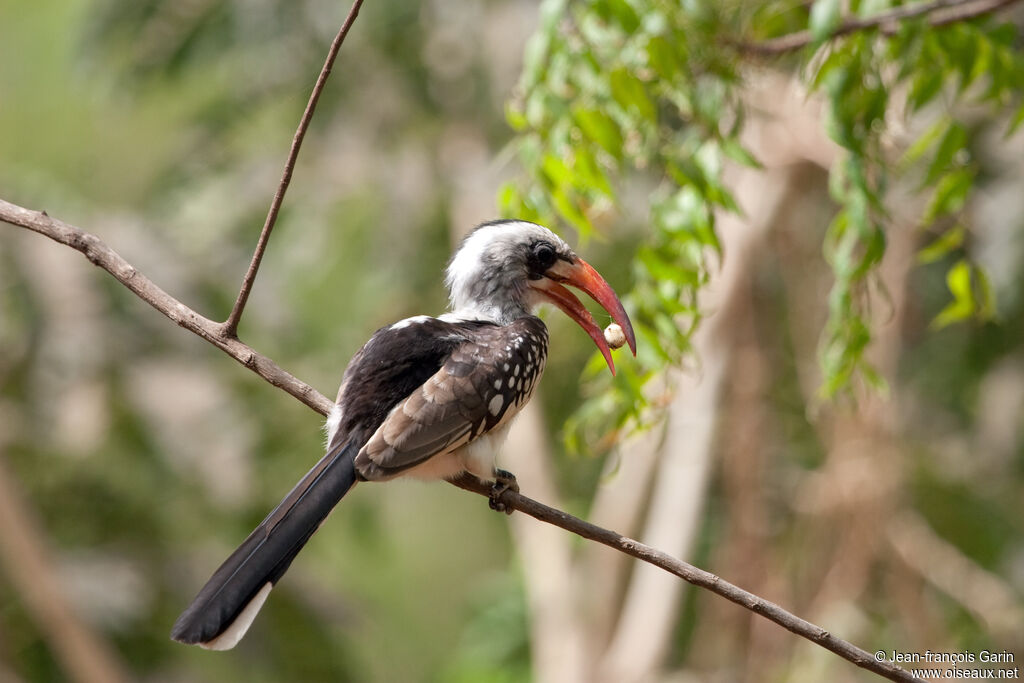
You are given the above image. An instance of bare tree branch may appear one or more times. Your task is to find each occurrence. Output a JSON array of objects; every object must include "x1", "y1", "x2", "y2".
[
  {"x1": 0, "y1": 199, "x2": 333, "y2": 416},
  {"x1": 740, "y1": 0, "x2": 1022, "y2": 56},
  {"x1": 0, "y1": 197, "x2": 923, "y2": 683},
  {"x1": 222, "y1": 0, "x2": 365, "y2": 338},
  {"x1": 447, "y1": 474, "x2": 924, "y2": 683}
]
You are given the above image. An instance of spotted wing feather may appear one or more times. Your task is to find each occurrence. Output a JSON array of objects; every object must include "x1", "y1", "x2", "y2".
[{"x1": 355, "y1": 316, "x2": 548, "y2": 480}]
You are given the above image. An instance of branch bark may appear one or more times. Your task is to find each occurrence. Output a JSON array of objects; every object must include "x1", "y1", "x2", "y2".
[
  {"x1": 222, "y1": 0, "x2": 365, "y2": 337},
  {"x1": 741, "y1": 0, "x2": 1022, "y2": 56},
  {"x1": 0, "y1": 197, "x2": 923, "y2": 683},
  {"x1": 447, "y1": 474, "x2": 923, "y2": 683},
  {"x1": 0, "y1": 199, "x2": 332, "y2": 416}
]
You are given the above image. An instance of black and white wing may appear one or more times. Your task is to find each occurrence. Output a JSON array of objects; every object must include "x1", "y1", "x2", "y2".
[
  {"x1": 171, "y1": 316, "x2": 516, "y2": 648},
  {"x1": 354, "y1": 316, "x2": 548, "y2": 481}
]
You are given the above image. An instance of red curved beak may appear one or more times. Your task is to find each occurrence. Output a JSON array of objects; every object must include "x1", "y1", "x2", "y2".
[{"x1": 535, "y1": 258, "x2": 636, "y2": 375}]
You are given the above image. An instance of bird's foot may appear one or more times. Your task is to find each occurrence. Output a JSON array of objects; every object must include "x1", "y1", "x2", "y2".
[{"x1": 489, "y1": 469, "x2": 519, "y2": 515}]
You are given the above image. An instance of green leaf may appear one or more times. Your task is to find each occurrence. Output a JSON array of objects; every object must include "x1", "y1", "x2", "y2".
[
  {"x1": 925, "y1": 121, "x2": 967, "y2": 185},
  {"x1": 573, "y1": 147, "x2": 614, "y2": 198},
  {"x1": 505, "y1": 103, "x2": 528, "y2": 132},
  {"x1": 917, "y1": 225, "x2": 965, "y2": 264},
  {"x1": 975, "y1": 266, "x2": 996, "y2": 320},
  {"x1": 824, "y1": 210, "x2": 851, "y2": 270},
  {"x1": 854, "y1": 225, "x2": 886, "y2": 277},
  {"x1": 1007, "y1": 101, "x2": 1024, "y2": 137},
  {"x1": 520, "y1": 0, "x2": 567, "y2": 91},
  {"x1": 541, "y1": 153, "x2": 573, "y2": 189},
  {"x1": 592, "y1": 0, "x2": 640, "y2": 33},
  {"x1": 637, "y1": 246, "x2": 698, "y2": 286},
  {"x1": 497, "y1": 182, "x2": 522, "y2": 217},
  {"x1": 646, "y1": 35, "x2": 680, "y2": 82},
  {"x1": 941, "y1": 23, "x2": 981, "y2": 93},
  {"x1": 902, "y1": 117, "x2": 950, "y2": 167},
  {"x1": 550, "y1": 186, "x2": 592, "y2": 236},
  {"x1": 988, "y1": 21, "x2": 1017, "y2": 46},
  {"x1": 859, "y1": 363, "x2": 890, "y2": 397},
  {"x1": 654, "y1": 186, "x2": 717, "y2": 250},
  {"x1": 923, "y1": 169, "x2": 973, "y2": 223},
  {"x1": 582, "y1": 347, "x2": 613, "y2": 377},
  {"x1": 524, "y1": 90, "x2": 548, "y2": 129},
  {"x1": 907, "y1": 70, "x2": 944, "y2": 113},
  {"x1": 721, "y1": 138, "x2": 763, "y2": 169},
  {"x1": 982, "y1": 42, "x2": 1015, "y2": 103},
  {"x1": 573, "y1": 107, "x2": 624, "y2": 159},
  {"x1": 932, "y1": 259, "x2": 975, "y2": 329},
  {"x1": 809, "y1": 0, "x2": 842, "y2": 43},
  {"x1": 810, "y1": 48, "x2": 847, "y2": 91},
  {"x1": 966, "y1": 32, "x2": 993, "y2": 89},
  {"x1": 819, "y1": 309, "x2": 873, "y2": 398},
  {"x1": 667, "y1": 158, "x2": 709, "y2": 193},
  {"x1": 609, "y1": 68, "x2": 657, "y2": 122}
]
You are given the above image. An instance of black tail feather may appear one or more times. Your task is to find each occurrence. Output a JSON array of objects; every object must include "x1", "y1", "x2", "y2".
[{"x1": 171, "y1": 441, "x2": 359, "y2": 648}]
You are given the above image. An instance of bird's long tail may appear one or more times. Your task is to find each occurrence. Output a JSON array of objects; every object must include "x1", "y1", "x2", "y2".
[{"x1": 171, "y1": 440, "x2": 359, "y2": 649}]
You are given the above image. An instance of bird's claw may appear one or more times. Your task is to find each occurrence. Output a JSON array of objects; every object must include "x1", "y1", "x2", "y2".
[{"x1": 489, "y1": 469, "x2": 519, "y2": 515}]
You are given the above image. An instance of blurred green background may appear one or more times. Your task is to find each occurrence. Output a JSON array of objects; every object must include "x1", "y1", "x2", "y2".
[{"x1": 1, "y1": 1, "x2": 1023, "y2": 682}]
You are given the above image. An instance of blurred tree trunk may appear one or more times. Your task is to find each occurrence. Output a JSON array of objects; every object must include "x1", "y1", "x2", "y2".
[{"x1": 0, "y1": 456, "x2": 130, "y2": 683}]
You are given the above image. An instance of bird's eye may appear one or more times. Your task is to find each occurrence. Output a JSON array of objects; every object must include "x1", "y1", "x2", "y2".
[{"x1": 529, "y1": 242, "x2": 558, "y2": 275}]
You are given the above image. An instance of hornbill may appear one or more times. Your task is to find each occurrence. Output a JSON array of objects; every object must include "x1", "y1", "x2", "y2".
[{"x1": 171, "y1": 219, "x2": 636, "y2": 649}]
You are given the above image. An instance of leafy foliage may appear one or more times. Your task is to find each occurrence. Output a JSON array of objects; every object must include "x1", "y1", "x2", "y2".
[
  {"x1": 809, "y1": 12, "x2": 1022, "y2": 395},
  {"x1": 502, "y1": 0, "x2": 1024, "y2": 447},
  {"x1": 501, "y1": 0, "x2": 746, "y2": 447}
]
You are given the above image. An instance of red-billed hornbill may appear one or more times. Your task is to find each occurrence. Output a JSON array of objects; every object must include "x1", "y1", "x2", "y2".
[{"x1": 171, "y1": 219, "x2": 636, "y2": 650}]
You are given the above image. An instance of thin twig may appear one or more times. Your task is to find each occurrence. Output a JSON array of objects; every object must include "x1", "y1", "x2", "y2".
[
  {"x1": 740, "y1": 0, "x2": 1021, "y2": 55},
  {"x1": 0, "y1": 197, "x2": 923, "y2": 683},
  {"x1": 222, "y1": 0, "x2": 365, "y2": 338}
]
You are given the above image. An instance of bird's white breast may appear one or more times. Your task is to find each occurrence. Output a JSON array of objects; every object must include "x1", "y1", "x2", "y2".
[{"x1": 324, "y1": 402, "x2": 344, "y2": 449}]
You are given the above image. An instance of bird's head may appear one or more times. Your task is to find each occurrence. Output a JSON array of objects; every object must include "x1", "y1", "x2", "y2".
[{"x1": 446, "y1": 220, "x2": 636, "y2": 374}]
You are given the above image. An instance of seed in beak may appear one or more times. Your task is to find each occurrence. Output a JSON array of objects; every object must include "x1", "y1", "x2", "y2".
[{"x1": 604, "y1": 323, "x2": 627, "y2": 350}]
